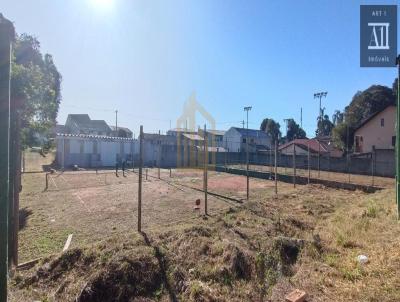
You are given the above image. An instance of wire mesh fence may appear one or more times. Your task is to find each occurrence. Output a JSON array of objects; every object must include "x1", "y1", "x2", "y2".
[{"x1": 17, "y1": 130, "x2": 396, "y2": 267}]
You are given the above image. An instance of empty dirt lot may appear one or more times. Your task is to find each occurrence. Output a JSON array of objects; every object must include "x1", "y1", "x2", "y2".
[{"x1": 9, "y1": 164, "x2": 400, "y2": 301}]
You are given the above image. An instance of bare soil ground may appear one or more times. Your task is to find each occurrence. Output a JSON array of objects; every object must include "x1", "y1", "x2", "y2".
[{"x1": 8, "y1": 154, "x2": 400, "y2": 301}]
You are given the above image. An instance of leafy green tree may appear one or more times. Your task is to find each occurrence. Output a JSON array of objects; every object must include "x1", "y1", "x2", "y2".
[
  {"x1": 11, "y1": 34, "x2": 62, "y2": 147},
  {"x1": 316, "y1": 114, "x2": 334, "y2": 137},
  {"x1": 285, "y1": 118, "x2": 306, "y2": 142},
  {"x1": 260, "y1": 118, "x2": 281, "y2": 143},
  {"x1": 332, "y1": 84, "x2": 395, "y2": 151},
  {"x1": 393, "y1": 78, "x2": 398, "y2": 99},
  {"x1": 332, "y1": 110, "x2": 344, "y2": 126}
]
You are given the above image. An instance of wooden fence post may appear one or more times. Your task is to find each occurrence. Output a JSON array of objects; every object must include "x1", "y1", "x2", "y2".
[
  {"x1": 307, "y1": 143, "x2": 310, "y2": 184},
  {"x1": 138, "y1": 125, "x2": 143, "y2": 233},
  {"x1": 372, "y1": 147, "x2": 375, "y2": 187},
  {"x1": 318, "y1": 140, "x2": 321, "y2": 178},
  {"x1": 158, "y1": 130, "x2": 161, "y2": 179},
  {"x1": 293, "y1": 145, "x2": 296, "y2": 188},
  {"x1": 203, "y1": 124, "x2": 208, "y2": 215},
  {"x1": 274, "y1": 140, "x2": 278, "y2": 195}
]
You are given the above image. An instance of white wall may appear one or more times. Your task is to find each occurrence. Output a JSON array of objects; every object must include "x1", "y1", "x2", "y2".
[
  {"x1": 280, "y1": 144, "x2": 308, "y2": 155},
  {"x1": 56, "y1": 135, "x2": 135, "y2": 167}
]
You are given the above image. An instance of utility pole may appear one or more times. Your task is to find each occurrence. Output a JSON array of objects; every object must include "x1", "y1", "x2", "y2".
[
  {"x1": 300, "y1": 107, "x2": 303, "y2": 129},
  {"x1": 314, "y1": 92, "x2": 327, "y2": 178},
  {"x1": 314, "y1": 92, "x2": 328, "y2": 132},
  {"x1": 241, "y1": 120, "x2": 245, "y2": 129},
  {"x1": 0, "y1": 14, "x2": 14, "y2": 301},
  {"x1": 396, "y1": 55, "x2": 400, "y2": 219},
  {"x1": 244, "y1": 106, "x2": 252, "y2": 200}
]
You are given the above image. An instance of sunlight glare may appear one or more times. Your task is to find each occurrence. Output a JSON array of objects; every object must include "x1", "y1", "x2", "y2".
[{"x1": 89, "y1": 0, "x2": 114, "y2": 12}]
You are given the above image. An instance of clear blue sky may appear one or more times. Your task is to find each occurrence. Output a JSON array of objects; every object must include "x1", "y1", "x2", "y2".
[{"x1": 2, "y1": 0, "x2": 399, "y2": 137}]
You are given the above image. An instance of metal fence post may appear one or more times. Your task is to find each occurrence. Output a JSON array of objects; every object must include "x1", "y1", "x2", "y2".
[
  {"x1": 11, "y1": 112, "x2": 21, "y2": 267},
  {"x1": 0, "y1": 17, "x2": 13, "y2": 299},
  {"x1": 138, "y1": 125, "x2": 143, "y2": 233}
]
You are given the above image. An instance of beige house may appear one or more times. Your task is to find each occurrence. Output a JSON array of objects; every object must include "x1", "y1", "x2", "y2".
[{"x1": 354, "y1": 105, "x2": 396, "y2": 153}]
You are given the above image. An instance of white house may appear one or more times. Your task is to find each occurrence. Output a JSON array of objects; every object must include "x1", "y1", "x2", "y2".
[{"x1": 223, "y1": 127, "x2": 271, "y2": 153}]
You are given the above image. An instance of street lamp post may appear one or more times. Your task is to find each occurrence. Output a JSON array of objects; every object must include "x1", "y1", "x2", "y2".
[
  {"x1": 244, "y1": 106, "x2": 252, "y2": 200},
  {"x1": 314, "y1": 92, "x2": 327, "y2": 177}
]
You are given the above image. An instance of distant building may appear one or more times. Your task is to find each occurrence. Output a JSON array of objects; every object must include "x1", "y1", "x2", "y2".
[
  {"x1": 279, "y1": 138, "x2": 342, "y2": 157},
  {"x1": 354, "y1": 105, "x2": 395, "y2": 153},
  {"x1": 62, "y1": 114, "x2": 132, "y2": 138},
  {"x1": 223, "y1": 127, "x2": 271, "y2": 153},
  {"x1": 53, "y1": 124, "x2": 65, "y2": 135},
  {"x1": 198, "y1": 129, "x2": 226, "y2": 148},
  {"x1": 64, "y1": 114, "x2": 112, "y2": 136},
  {"x1": 109, "y1": 126, "x2": 133, "y2": 138},
  {"x1": 140, "y1": 133, "x2": 179, "y2": 167},
  {"x1": 166, "y1": 128, "x2": 197, "y2": 137},
  {"x1": 55, "y1": 133, "x2": 135, "y2": 168}
]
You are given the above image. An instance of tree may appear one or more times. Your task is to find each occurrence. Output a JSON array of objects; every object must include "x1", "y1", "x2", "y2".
[
  {"x1": 332, "y1": 110, "x2": 344, "y2": 126},
  {"x1": 285, "y1": 119, "x2": 306, "y2": 142},
  {"x1": 260, "y1": 118, "x2": 281, "y2": 143},
  {"x1": 393, "y1": 78, "x2": 398, "y2": 99},
  {"x1": 316, "y1": 114, "x2": 334, "y2": 137},
  {"x1": 332, "y1": 84, "x2": 395, "y2": 151},
  {"x1": 11, "y1": 34, "x2": 62, "y2": 147}
]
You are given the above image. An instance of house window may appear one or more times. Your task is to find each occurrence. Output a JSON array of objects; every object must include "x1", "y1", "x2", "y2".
[
  {"x1": 355, "y1": 135, "x2": 363, "y2": 153},
  {"x1": 381, "y1": 118, "x2": 384, "y2": 127},
  {"x1": 242, "y1": 138, "x2": 246, "y2": 143},
  {"x1": 392, "y1": 136, "x2": 396, "y2": 147}
]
